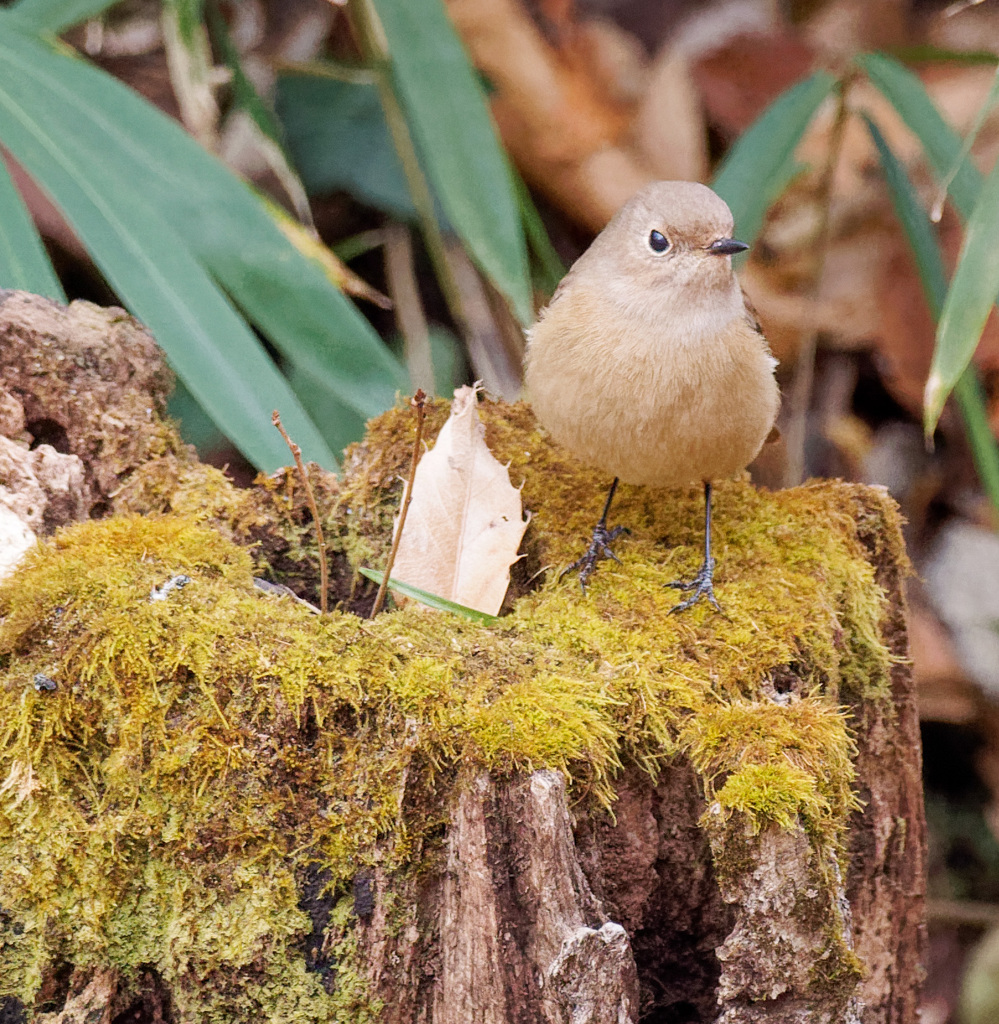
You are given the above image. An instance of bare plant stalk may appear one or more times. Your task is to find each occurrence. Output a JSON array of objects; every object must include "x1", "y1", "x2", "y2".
[
  {"x1": 384, "y1": 223, "x2": 436, "y2": 394},
  {"x1": 782, "y1": 78, "x2": 851, "y2": 487},
  {"x1": 371, "y1": 390, "x2": 428, "y2": 618},
  {"x1": 272, "y1": 410, "x2": 329, "y2": 615}
]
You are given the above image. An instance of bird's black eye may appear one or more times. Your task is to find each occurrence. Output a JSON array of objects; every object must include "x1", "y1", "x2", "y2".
[{"x1": 648, "y1": 230, "x2": 670, "y2": 253}]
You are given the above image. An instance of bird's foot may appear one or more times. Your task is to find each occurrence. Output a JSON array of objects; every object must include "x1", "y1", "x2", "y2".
[
  {"x1": 666, "y1": 557, "x2": 723, "y2": 614},
  {"x1": 561, "y1": 523, "x2": 629, "y2": 593}
]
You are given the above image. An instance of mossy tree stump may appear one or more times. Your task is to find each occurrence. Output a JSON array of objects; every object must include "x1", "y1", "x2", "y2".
[{"x1": 0, "y1": 293, "x2": 924, "y2": 1024}]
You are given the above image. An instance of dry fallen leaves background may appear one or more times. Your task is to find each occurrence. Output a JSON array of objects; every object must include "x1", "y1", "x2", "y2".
[{"x1": 6, "y1": 0, "x2": 999, "y2": 1019}]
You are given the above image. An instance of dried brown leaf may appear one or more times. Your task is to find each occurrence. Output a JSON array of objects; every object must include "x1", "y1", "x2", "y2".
[{"x1": 392, "y1": 385, "x2": 530, "y2": 615}]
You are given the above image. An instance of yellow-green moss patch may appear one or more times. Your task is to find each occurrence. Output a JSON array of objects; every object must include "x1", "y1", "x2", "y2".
[{"x1": 0, "y1": 400, "x2": 905, "y2": 1019}]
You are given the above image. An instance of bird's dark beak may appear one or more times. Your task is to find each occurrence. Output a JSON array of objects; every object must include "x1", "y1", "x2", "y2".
[{"x1": 707, "y1": 237, "x2": 750, "y2": 256}]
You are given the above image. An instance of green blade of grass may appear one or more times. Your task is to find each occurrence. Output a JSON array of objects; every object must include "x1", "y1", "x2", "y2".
[
  {"x1": 885, "y1": 44, "x2": 999, "y2": 68},
  {"x1": 712, "y1": 70, "x2": 838, "y2": 247},
  {"x1": 0, "y1": 18, "x2": 406, "y2": 427},
  {"x1": 359, "y1": 567, "x2": 500, "y2": 625},
  {"x1": 370, "y1": 0, "x2": 532, "y2": 324},
  {"x1": 512, "y1": 170, "x2": 565, "y2": 300},
  {"x1": 205, "y1": 1, "x2": 314, "y2": 227},
  {"x1": 865, "y1": 113, "x2": 999, "y2": 514},
  {"x1": 0, "y1": 155, "x2": 65, "y2": 300}
]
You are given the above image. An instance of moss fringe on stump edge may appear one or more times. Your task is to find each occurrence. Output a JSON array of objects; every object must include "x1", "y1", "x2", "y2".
[{"x1": 0, "y1": 399, "x2": 903, "y2": 1022}]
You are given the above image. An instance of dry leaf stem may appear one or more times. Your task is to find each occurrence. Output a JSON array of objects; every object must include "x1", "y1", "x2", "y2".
[
  {"x1": 782, "y1": 76, "x2": 851, "y2": 487},
  {"x1": 272, "y1": 410, "x2": 329, "y2": 615},
  {"x1": 384, "y1": 223, "x2": 436, "y2": 393},
  {"x1": 371, "y1": 390, "x2": 428, "y2": 618}
]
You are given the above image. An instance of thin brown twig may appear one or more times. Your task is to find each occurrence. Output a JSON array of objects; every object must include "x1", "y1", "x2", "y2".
[
  {"x1": 371, "y1": 390, "x2": 428, "y2": 618},
  {"x1": 272, "y1": 410, "x2": 329, "y2": 615},
  {"x1": 782, "y1": 76, "x2": 852, "y2": 487}
]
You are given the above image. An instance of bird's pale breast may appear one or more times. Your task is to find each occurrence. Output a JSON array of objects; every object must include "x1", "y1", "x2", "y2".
[{"x1": 525, "y1": 286, "x2": 779, "y2": 487}]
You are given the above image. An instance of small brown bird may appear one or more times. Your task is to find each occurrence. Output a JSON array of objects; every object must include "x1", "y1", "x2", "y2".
[{"x1": 525, "y1": 181, "x2": 780, "y2": 612}]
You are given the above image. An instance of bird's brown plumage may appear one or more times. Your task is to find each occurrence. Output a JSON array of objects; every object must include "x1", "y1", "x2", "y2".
[{"x1": 525, "y1": 181, "x2": 779, "y2": 488}]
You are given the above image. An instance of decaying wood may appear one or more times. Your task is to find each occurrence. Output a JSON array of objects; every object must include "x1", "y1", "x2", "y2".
[
  {"x1": 0, "y1": 289, "x2": 172, "y2": 514},
  {"x1": 435, "y1": 771, "x2": 638, "y2": 1024},
  {"x1": 0, "y1": 292, "x2": 925, "y2": 1024},
  {"x1": 35, "y1": 968, "x2": 118, "y2": 1024}
]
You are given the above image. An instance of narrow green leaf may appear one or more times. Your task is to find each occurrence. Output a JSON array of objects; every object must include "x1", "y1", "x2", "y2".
[
  {"x1": 953, "y1": 371, "x2": 999, "y2": 517},
  {"x1": 0, "y1": 19, "x2": 407, "y2": 424},
  {"x1": 276, "y1": 72, "x2": 422, "y2": 221},
  {"x1": 0, "y1": 53, "x2": 338, "y2": 472},
  {"x1": 208, "y1": 2, "x2": 283, "y2": 148},
  {"x1": 864, "y1": 115, "x2": 947, "y2": 317},
  {"x1": 712, "y1": 70, "x2": 838, "y2": 246},
  {"x1": 0, "y1": 156, "x2": 65, "y2": 300},
  {"x1": 11, "y1": 0, "x2": 120, "y2": 33},
  {"x1": 359, "y1": 567, "x2": 500, "y2": 625},
  {"x1": 865, "y1": 113, "x2": 999, "y2": 514},
  {"x1": 512, "y1": 169, "x2": 565, "y2": 300},
  {"x1": 206, "y1": 2, "x2": 315, "y2": 228},
  {"x1": 857, "y1": 52, "x2": 981, "y2": 218},
  {"x1": 927, "y1": 155, "x2": 999, "y2": 434},
  {"x1": 937, "y1": 63, "x2": 999, "y2": 215},
  {"x1": 286, "y1": 365, "x2": 368, "y2": 462},
  {"x1": 167, "y1": 379, "x2": 228, "y2": 455},
  {"x1": 166, "y1": 0, "x2": 205, "y2": 46},
  {"x1": 370, "y1": 0, "x2": 532, "y2": 323},
  {"x1": 859, "y1": 54, "x2": 999, "y2": 442}
]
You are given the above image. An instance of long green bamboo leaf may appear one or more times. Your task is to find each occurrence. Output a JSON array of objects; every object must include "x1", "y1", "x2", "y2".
[
  {"x1": 0, "y1": 18, "x2": 406, "y2": 422},
  {"x1": 370, "y1": 0, "x2": 532, "y2": 324},
  {"x1": 513, "y1": 169, "x2": 565, "y2": 299},
  {"x1": 0, "y1": 155, "x2": 64, "y2": 299},
  {"x1": 859, "y1": 53, "x2": 999, "y2": 437},
  {"x1": 206, "y1": 1, "x2": 283, "y2": 152},
  {"x1": 864, "y1": 115, "x2": 947, "y2": 316},
  {"x1": 926, "y1": 156, "x2": 999, "y2": 434},
  {"x1": 276, "y1": 72, "x2": 422, "y2": 221},
  {"x1": 0, "y1": 57, "x2": 337, "y2": 471},
  {"x1": 865, "y1": 113, "x2": 999, "y2": 512},
  {"x1": 205, "y1": 2, "x2": 314, "y2": 227},
  {"x1": 857, "y1": 52, "x2": 981, "y2": 217},
  {"x1": 712, "y1": 70, "x2": 838, "y2": 246},
  {"x1": 11, "y1": 0, "x2": 120, "y2": 33}
]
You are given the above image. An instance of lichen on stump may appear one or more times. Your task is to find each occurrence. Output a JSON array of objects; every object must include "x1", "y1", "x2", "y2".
[{"x1": 0, "y1": 374, "x2": 923, "y2": 1020}]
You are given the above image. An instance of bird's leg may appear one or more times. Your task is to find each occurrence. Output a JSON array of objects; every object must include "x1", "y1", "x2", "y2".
[
  {"x1": 561, "y1": 477, "x2": 629, "y2": 592},
  {"x1": 667, "y1": 481, "x2": 723, "y2": 614}
]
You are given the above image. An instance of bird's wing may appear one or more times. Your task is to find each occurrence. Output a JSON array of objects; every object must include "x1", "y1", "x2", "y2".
[
  {"x1": 741, "y1": 287, "x2": 778, "y2": 365},
  {"x1": 741, "y1": 287, "x2": 764, "y2": 336},
  {"x1": 742, "y1": 288, "x2": 781, "y2": 444},
  {"x1": 545, "y1": 263, "x2": 581, "y2": 310}
]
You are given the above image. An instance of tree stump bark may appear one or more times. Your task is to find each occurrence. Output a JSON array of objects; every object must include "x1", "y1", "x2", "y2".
[{"x1": 0, "y1": 292, "x2": 925, "y2": 1024}]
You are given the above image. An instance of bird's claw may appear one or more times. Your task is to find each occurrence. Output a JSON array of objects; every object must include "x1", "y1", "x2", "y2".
[
  {"x1": 667, "y1": 557, "x2": 723, "y2": 614},
  {"x1": 561, "y1": 523, "x2": 630, "y2": 592}
]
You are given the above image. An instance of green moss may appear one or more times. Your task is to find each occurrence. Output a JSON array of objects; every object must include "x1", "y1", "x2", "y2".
[
  {"x1": 324, "y1": 897, "x2": 385, "y2": 1023},
  {"x1": 0, "y1": 399, "x2": 905, "y2": 1018},
  {"x1": 682, "y1": 696, "x2": 861, "y2": 840}
]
